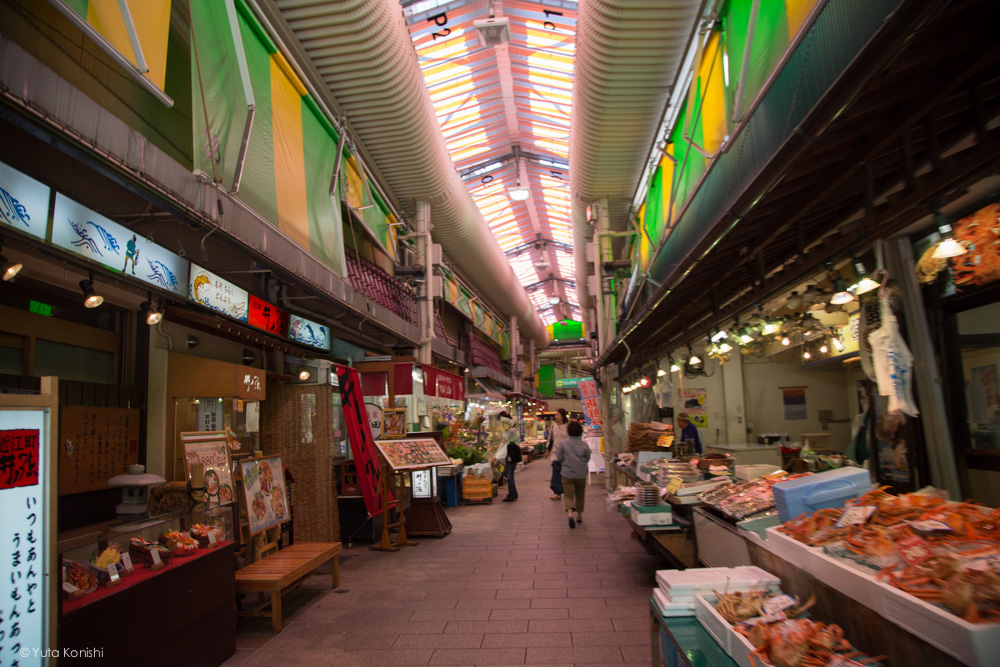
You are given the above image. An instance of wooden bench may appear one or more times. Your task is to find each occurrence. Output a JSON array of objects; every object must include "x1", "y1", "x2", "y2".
[{"x1": 235, "y1": 542, "x2": 341, "y2": 632}]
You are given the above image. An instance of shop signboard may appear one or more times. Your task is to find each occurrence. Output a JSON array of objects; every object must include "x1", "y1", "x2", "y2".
[
  {"x1": 247, "y1": 295, "x2": 289, "y2": 337},
  {"x1": 288, "y1": 314, "x2": 331, "y2": 351},
  {"x1": 0, "y1": 410, "x2": 48, "y2": 666},
  {"x1": 188, "y1": 263, "x2": 249, "y2": 322},
  {"x1": 579, "y1": 379, "x2": 603, "y2": 427},
  {"x1": 181, "y1": 432, "x2": 236, "y2": 508},
  {"x1": 52, "y1": 193, "x2": 189, "y2": 297},
  {"x1": 555, "y1": 377, "x2": 583, "y2": 389},
  {"x1": 0, "y1": 161, "x2": 49, "y2": 240},
  {"x1": 337, "y1": 365, "x2": 392, "y2": 517},
  {"x1": 373, "y1": 438, "x2": 451, "y2": 471},
  {"x1": 239, "y1": 455, "x2": 290, "y2": 536}
]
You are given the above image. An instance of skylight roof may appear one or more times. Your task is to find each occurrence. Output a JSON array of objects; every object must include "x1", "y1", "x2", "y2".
[{"x1": 404, "y1": 0, "x2": 578, "y2": 321}]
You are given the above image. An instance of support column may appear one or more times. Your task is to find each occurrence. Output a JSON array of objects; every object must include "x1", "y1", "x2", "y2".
[
  {"x1": 597, "y1": 199, "x2": 614, "y2": 353},
  {"x1": 886, "y1": 238, "x2": 961, "y2": 498},
  {"x1": 416, "y1": 200, "x2": 433, "y2": 366},
  {"x1": 508, "y1": 316, "x2": 520, "y2": 382}
]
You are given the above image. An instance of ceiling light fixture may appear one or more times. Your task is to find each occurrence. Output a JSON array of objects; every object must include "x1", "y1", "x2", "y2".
[
  {"x1": 0, "y1": 235, "x2": 22, "y2": 281},
  {"x1": 781, "y1": 336, "x2": 791, "y2": 346},
  {"x1": 820, "y1": 343, "x2": 829, "y2": 354},
  {"x1": 140, "y1": 294, "x2": 163, "y2": 325},
  {"x1": 508, "y1": 150, "x2": 530, "y2": 201},
  {"x1": 473, "y1": 16, "x2": 511, "y2": 46},
  {"x1": 548, "y1": 295, "x2": 560, "y2": 306},
  {"x1": 932, "y1": 232, "x2": 967, "y2": 258},
  {"x1": 827, "y1": 262, "x2": 854, "y2": 305},
  {"x1": 79, "y1": 270, "x2": 104, "y2": 309},
  {"x1": 298, "y1": 366, "x2": 311, "y2": 381},
  {"x1": 803, "y1": 350, "x2": 811, "y2": 360},
  {"x1": 832, "y1": 337, "x2": 845, "y2": 352}
]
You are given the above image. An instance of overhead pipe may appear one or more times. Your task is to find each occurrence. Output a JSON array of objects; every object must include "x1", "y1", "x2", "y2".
[{"x1": 266, "y1": 0, "x2": 549, "y2": 348}]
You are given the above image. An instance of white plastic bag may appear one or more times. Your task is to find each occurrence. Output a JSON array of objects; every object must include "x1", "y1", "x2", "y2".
[{"x1": 866, "y1": 298, "x2": 919, "y2": 416}]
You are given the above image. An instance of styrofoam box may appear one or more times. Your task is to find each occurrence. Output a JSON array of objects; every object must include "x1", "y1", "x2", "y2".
[
  {"x1": 771, "y1": 466, "x2": 871, "y2": 522},
  {"x1": 652, "y1": 587, "x2": 695, "y2": 616},
  {"x1": 760, "y1": 525, "x2": 821, "y2": 570},
  {"x1": 694, "y1": 594, "x2": 765, "y2": 667},
  {"x1": 637, "y1": 450, "x2": 674, "y2": 463},
  {"x1": 875, "y1": 576, "x2": 1000, "y2": 667},
  {"x1": 631, "y1": 503, "x2": 673, "y2": 526},
  {"x1": 735, "y1": 464, "x2": 782, "y2": 480},
  {"x1": 657, "y1": 566, "x2": 780, "y2": 596},
  {"x1": 762, "y1": 527, "x2": 1000, "y2": 666}
]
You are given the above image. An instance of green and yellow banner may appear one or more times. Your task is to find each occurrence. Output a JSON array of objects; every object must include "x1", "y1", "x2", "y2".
[
  {"x1": 637, "y1": 0, "x2": 821, "y2": 271},
  {"x1": 190, "y1": 0, "x2": 401, "y2": 275},
  {"x1": 64, "y1": 0, "x2": 172, "y2": 91}
]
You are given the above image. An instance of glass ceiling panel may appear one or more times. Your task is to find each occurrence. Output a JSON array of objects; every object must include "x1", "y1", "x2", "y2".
[{"x1": 404, "y1": 0, "x2": 578, "y2": 317}]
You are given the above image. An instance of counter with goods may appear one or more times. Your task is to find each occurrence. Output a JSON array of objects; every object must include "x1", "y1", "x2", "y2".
[
  {"x1": 58, "y1": 507, "x2": 237, "y2": 666},
  {"x1": 645, "y1": 465, "x2": 1000, "y2": 667}
]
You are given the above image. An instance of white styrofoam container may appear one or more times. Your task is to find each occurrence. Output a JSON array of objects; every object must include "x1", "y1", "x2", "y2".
[
  {"x1": 657, "y1": 566, "x2": 780, "y2": 596},
  {"x1": 761, "y1": 528, "x2": 1000, "y2": 666},
  {"x1": 637, "y1": 450, "x2": 674, "y2": 463},
  {"x1": 735, "y1": 464, "x2": 782, "y2": 480},
  {"x1": 652, "y1": 587, "x2": 695, "y2": 616},
  {"x1": 694, "y1": 594, "x2": 764, "y2": 667},
  {"x1": 874, "y1": 574, "x2": 1000, "y2": 666},
  {"x1": 630, "y1": 503, "x2": 673, "y2": 526},
  {"x1": 771, "y1": 466, "x2": 871, "y2": 522}
]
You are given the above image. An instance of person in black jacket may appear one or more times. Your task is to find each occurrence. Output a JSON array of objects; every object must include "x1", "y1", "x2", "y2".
[{"x1": 495, "y1": 411, "x2": 522, "y2": 502}]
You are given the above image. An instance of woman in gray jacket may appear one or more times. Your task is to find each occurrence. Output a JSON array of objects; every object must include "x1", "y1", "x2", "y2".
[{"x1": 556, "y1": 421, "x2": 590, "y2": 528}]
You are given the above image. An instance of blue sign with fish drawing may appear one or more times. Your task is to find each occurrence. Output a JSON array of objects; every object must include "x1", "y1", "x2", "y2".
[
  {"x1": 51, "y1": 193, "x2": 189, "y2": 297},
  {"x1": 289, "y1": 314, "x2": 331, "y2": 351},
  {"x1": 0, "y1": 161, "x2": 50, "y2": 240}
]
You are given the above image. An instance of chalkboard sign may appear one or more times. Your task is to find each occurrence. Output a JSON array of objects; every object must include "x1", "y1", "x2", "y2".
[
  {"x1": 59, "y1": 406, "x2": 140, "y2": 495},
  {"x1": 374, "y1": 438, "x2": 451, "y2": 471}
]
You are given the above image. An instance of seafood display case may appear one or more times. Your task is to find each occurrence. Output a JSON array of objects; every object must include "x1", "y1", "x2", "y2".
[
  {"x1": 58, "y1": 504, "x2": 236, "y2": 613},
  {"x1": 58, "y1": 506, "x2": 237, "y2": 666}
]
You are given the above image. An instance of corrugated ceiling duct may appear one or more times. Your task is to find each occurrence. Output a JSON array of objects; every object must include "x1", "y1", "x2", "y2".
[
  {"x1": 570, "y1": 0, "x2": 705, "y2": 312},
  {"x1": 267, "y1": 0, "x2": 549, "y2": 348}
]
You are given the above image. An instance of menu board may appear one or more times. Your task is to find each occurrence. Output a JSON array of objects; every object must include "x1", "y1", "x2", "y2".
[
  {"x1": 181, "y1": 432, "x2": 235, "y2": 507},
  {"x1": 0, "y1": 410, "x2": 49, "y2": 667},
  {"x1": 373, "y1": 438, "x2": 451, "y2": 471},
  {"x1": 58, "y1": 406, "x2": 139, "y2": 495},
  {"x1": 239, "y1": 456, "x2": 289, "y2": 536}
]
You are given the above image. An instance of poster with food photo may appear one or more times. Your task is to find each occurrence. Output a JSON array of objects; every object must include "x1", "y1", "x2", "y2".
[
  {"x1": 239, "y1": 455, "x2": 290, "y2": 535},
  {"x1": 181, "y1": 432, "x2": 235, "y2": 508}
]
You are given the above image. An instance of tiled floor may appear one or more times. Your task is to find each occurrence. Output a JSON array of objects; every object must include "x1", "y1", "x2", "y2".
[{"x1": 224, "y1": 459, "x2": 661, "y2": 666}]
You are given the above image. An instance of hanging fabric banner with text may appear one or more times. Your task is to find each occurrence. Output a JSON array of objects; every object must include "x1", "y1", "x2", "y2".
[
  {"x1": 336, "y1": 365, "x2": 392, "y2": 517},
  {"x1": 578, "y1": 379, "x2": 603, "y2": 427}
]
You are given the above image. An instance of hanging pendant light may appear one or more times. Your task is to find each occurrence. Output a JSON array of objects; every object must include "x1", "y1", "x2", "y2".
[
  {"x1": 827, "y1": 263, "x2": 854, "y2": 305},
  {"x1": 932, "y1": 225, "x2": 967, "y2": 258}
]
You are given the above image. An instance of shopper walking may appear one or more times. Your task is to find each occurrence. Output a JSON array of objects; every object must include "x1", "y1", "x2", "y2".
[
  {"x1": 546, "y1": 408, "x2": 570, "y2": 500},
  {"x1": 557, "y1": 420, "x2": 590, "y2": 528},
  {"x1": 494, "y1": 411, "x2": 522, "y2": 502}
]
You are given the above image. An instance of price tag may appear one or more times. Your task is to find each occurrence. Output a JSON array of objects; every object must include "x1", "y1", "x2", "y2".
[
  {"x1": 967, "y1": 555, "x2": 1000, "y2": 572},
  {"x1": 739, "y1": 611, "x2": 786, "y2": 627},
  {"x1": 121, "y1": 553, "x2": 133, "y2": 570},
  {"x1": 151, "y1": 548, "x2": 162, "y2": 566},
  {"x1": 909, "y1": 519, "x2": 953, "y2": 532},
  {"x1": 208, "y1": 531, "x2": 218, "y2": 546},
  {"x1": 835, "y1": 505, "x2": 876, "y2": 528},
  {"x1": 62, "y1": 582, "x2": 79, "y2": 594},
  {"x1": 106, "y1": 564, "x2": 120, "y2": 582},
  {"x1": 664, "y1": 476, "x2": 684, "y2": 495},
  {"x1": 762, "y1": 594, "x2": 797, "y2": 615}
]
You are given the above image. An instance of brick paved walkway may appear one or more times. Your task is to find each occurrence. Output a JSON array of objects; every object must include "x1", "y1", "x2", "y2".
[{"x1": 225, "y1": 458, "x2": 660, "y2": 666}]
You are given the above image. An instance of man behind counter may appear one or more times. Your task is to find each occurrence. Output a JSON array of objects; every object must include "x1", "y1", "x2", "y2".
[{"x1": 676, "y1": 412, "x2": 702, "y2": 454}]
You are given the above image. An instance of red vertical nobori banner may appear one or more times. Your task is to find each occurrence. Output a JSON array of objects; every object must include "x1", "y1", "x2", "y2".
[{"x1": 337, "y1": 365, "x2": 392, "y2": 517}]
